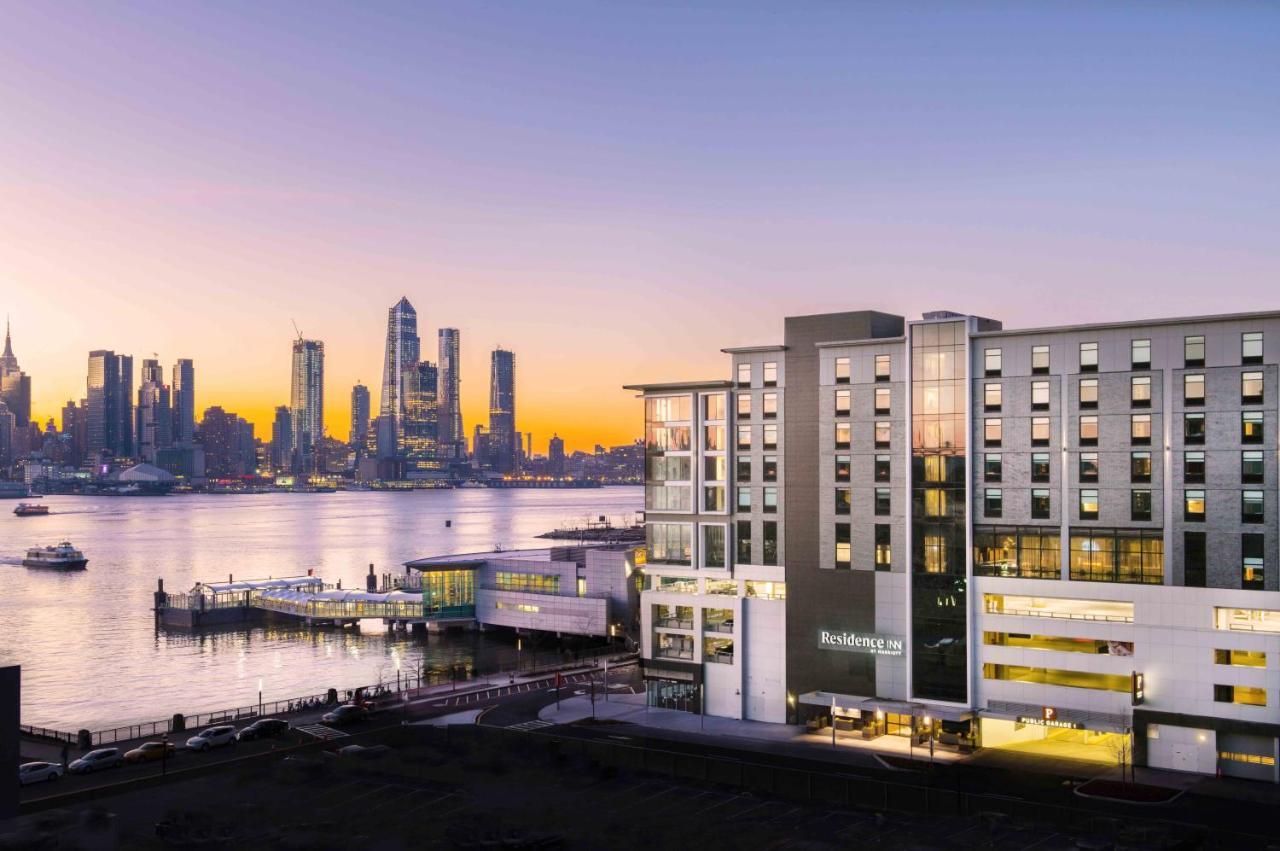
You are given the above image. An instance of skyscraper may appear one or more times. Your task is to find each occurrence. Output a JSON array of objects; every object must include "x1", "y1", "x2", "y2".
[
  {"x1": 0, "y1": 319, "x2": 32, "y2": 428},
  {"x1": 290, "y1": 339, "x2": 324, "y2": 473},
  {"x1": 171, "y1": 358, "x2": 195, "y2": 444},
  {"x1": 86, "y1": 350, "x2": 133, "y2": 459},
  {"x1": 548, "y1": 433, "x2": 565, "y2": 478},
  {"x1": 61, "y1": 400, "x2": 86, "y2": 464},
  {"x1": 401, "y1": 361, "x2": 440, "y2": 470},
  {"x1": 487, "y1": 348, "x2": 516, "y2": 473},
  {"x1": 135, "y1": 359, "x2": 172, "y2": 463},
  {"x1": 438, "y1": 328, "x2": 463, "y2": 456},
  {"x1": 199, "y1": 406, "x2": 253, "y2": 478},
  {"x1": 349, "y1": 383, "x2": 370, "y2": 449},
  {"x1": 270, "y1": 406, "x2": 294, "y2": 471},
  {"x1": 379, "y1": 297, "x2": 419, "y2": 458}
]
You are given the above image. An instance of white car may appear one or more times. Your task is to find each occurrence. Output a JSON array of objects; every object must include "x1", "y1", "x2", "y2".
[
  {"x1": 19, "y1": 761, "x2": 64, "y2": 785},
  {"x1": 186, "y1": 725, "x2": 237, "y2": 751},
  {"x1": 67, "y1": 748, "x2": 124, "y2": 774}
]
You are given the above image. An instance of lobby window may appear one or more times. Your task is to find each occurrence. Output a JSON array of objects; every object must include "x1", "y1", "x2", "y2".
[
  {"x1": 762, "y1": 487, "x2": 778, "y2": 514},
  {"x1": 1031, "y1": 380, "x2": 1050, "y2": 411},
  {"x1": 874, "y1": 487, "x2": 891, "y2": 516},
  {"x1": 1243, "y1": 490, "x2": 1265, "y2": 524},
  {"x1": 703, "y1": 525, "x2": 726, "y2": 568},
  {"x1": 1031, "y1": 489, "x2": 1051, "y2": 520},
  {"x1": 1184, "y1": 450, "x2": 1205, "y2": 484},
  {"x1": 835, "y1": 523, "x2": 851, "y2": 569},
  {"x1": 874, "y1": 387, "x2": 891, "y2": 415},
  {"x1": 1079, "y1": 452, "x2": 1099, "y2": 483},
  {"x1": 1185, "y1": 532, "x2": 1207, "y2": 587},
  {"x1": 1185, "y1": 335, "x2": 1205, "y2": 368},
  {"x1": 1130, "y1": 376, "x2": 1151, "y2": 408},
  {"x1": 875, "y1": 525, "x2": 891, "y2": 570},
  {"x1": 737, "y1": 393, "x2": 751, "y2": 420},
  {"x1": 1031, "y1": 416, "x2": 1050, "y2": 446},
  {"x1": 1079, "y1": 342, "x2": 1098, "y2": 372},
  {"x1": 762, "y1": 392, "x2": 778, "y2": 420},
  {"x1": 736, "y1": 362, "x2": 751, "y2": 387},
  {"x1": 1131, "y1": 490, "x2": 1153, "y2": 522},
  {"x1": 1031, "y1": 452, "x2": 1051, "y2": 483},
  {"x1": 1242, "y1": 411, "x2": 1264, "y2": 443},
  {"x1": 984, "y1": 383, "x2": 1002, "y2": 411},
  {"x1": 1079, "y1": 378, "x2": 1099, "y2": 409},
  {"x1": 834, "y1": 356, "x2": 850, "y2": 384},
  {"x1": 1184, "y1": 374, "x2": 1205, "y2": 406},
  {"x1": 984, "y1": 418, "x2": 1002, "y2": 447},
  {"x1": 1131, "y1": 338, "x2": 1151, "y2": 370},
  {"x1": 984, "y1": 453, "x2": 1002, "y2": 483},
  {"x1": 736, "y1": 424, "x2": 751, "y2": 451},
  {"x1": 1242, "y1": 371, "x2": 1264, "y2": 405},
  {"x1": 1031, "y1": 344, "x2": 1050, "y2": 374},
  {"x1": 737, "y1": 487, "x2": 751, "y2": 512},
  {"x1": 985, "y1": 488, "x2": 1003, "y2": 518},
  {"x1": 1132, "y1": 451, "x2": 1152, "y2": 483},
  {"x1": 835, "y1": 487, "x2": 851, "y2": 515},
  {"x1": 1079, "y1": 489, "x2": 1099, "y2": 520},
  {"x1": 1215, "y1": 648, "x2": 1266, "y2": 668},
  {"x1": 1214, "y1": 684, "x2": 1267, "y2": 707},
  {"x1": 925, "y1": 488, "x2": 949, "y2": 518},
  {"x1": 762, "y1": 455, "x2": 777, "y2": 482},
  {"x1": 763, "y1": 424, "x2": 778, "y2": 450},
  {"x1": 834, "y1": 388, "x2": 851, "y2": 416},
  {"x1": 985, "y1": 348, "x2": 1002, "y2": 377},
  {"x1": 874, "y1": 454, "x2": 891, "y2": 483},
  {"x1": 1079, "y1": 415, "x2": 1098, "y2": 446},
  {"x1": 763, "y1": 361, "x2": 778, "y2": 387},
  {"x1": 1243, "y1": 534, "x2": 1265, "y2": 590},
  {"x1": 834, "y1": 422, "x2": 851, "y2": 450},
  {"x1": 1242, "y1": 450, "x2": 1264, "y2": 484},
  {"x1": 874, "y1": 421, "x2": 891, "y2": 448},
  {"x1": 1185, "y1": 490, "x2": 1206, "y2": 522},
  {"x1": 736, "y1": 520, "x2": 751, "y2": 564},
  {"x1": 835, "y1": 454, "x2": 851, "y2": 483},
  {"x1": 874, "y1": 354, "x2": 891, "y2": 382},
  {"x1": 1242, "y1": 331, "x2": 1263, "y2": 365},
  {"x1": 1184, "y1": 413, "x2": 1206, "y2": 444},
  {"x1": 736, "y1": 457, "x2": 751, "y2": 482},
  {"x1": 762, "y1": 521, "x2": 778, "y2": 565},
  {"x1": 1131, "y1": 413, "x2": 1151, "y2": 446}
]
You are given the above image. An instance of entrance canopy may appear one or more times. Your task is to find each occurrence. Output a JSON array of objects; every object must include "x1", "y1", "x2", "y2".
[{"x1": 798, "y1": 691, "x2": 974, "y2": 722}]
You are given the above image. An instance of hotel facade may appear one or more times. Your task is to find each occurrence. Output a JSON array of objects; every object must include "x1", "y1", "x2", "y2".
[{"x1": 627, "y1": 309, "x2": 1280, "y2": 782}]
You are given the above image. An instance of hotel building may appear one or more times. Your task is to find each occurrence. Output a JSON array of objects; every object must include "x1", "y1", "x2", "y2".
[{"x1": 627, "y1": 309, "x2": 1280, "y2": 782}]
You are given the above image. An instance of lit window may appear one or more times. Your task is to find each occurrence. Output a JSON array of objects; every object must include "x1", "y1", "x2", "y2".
[
  {"x1": 1079, "y1": 378, "x2": 1099, "y2": 408},
  {"x1": 874, "y1": 354, "x2": 891, "y2": 381},
  {"x1": 1131, "y1": 413, "x2": 1151, "y2": 445},
  {"x1": 834, "y1": 422, "x2": 851, "y2": 449},
  {"x1": 1031, "y1": 345, "x2": 1050, "y2": 374},
  {"x1": 1031, "y1": 380, "x2": 1050, "y2": 410},
  {"x1": 834, "y1": 454, "x2": 851, "y2": 482},
  {"x1": 761, "y1": 455, "x2": 777, "y2": 482},
  {"x1": 1079, "y1": 342, "x2": 1098, "y2": 372},
  {"x1": 1130, "y1": 376, "x2": 1151, "y2": 407},
  {"x1": 763, "y1": 361, "x2": 778, "y2": 386},
  {"x1": 835, "y1": 523, "x2": 851, "y2": 569},
  {"x1": 1242, "y1": 371, "x2": 1263, "y2": 405},
  {"x1": 834, "y1": 356, "x2": 850, "y2": 384},
  {"x1": 1242, "y1": 331, "x2": 1263, "y2": 365},
  {"x1": 1185, "y1": 490, "x2": 1206, "y2": 522},
  {"x1": 1184, "y1": 374, "x2": 1205, "y2": 405},
  {"x1": 737, "y1": 363, "x2": 751, "y2": 387},
  {"x1": 1131, "y1": 339, "x2": 1151, "y2": 369},
  {"x1": 762, "y1": 392, "x2": 778, "y2": 419},
  {"x1": 984, "y1": 418, "x2": 1002, "y2": 446},
  {"x1": 874, "y1": 387, "x2": 891, "y2": 415},
  {"x1": 1242, "y1": 411, "x2": 1264, "y2": 443},
  {"x1": 736, "y1": 424, "x2": 752, "y2": 450},
  {"x1": 924, "y1": 488, "x2": 948, "y2": 518},
  {"x1": 984, "y1": 348, "x2": 1002, "y2": 376},
  {"x1": 874, "y1": 525, "x2": 891, "y2": 570},
  {"x1": 1031, "y1": 416, "x2": 1050, "y2": 446},
  {"x1": 834, "y1": 487, "x2": 851, "y2": 515},
  {"x1": 1079, "y1": 415, "x2": 1098, "y2": 445},
  {"x1": 1214, "y1": 684, "x2": 1266, "y2": 707},
  {"x1": 1079, "y1": 489, "x2": 1099, "y2": 520},
  {"x1": 834, "y1": 388, "x2": 850, "y2": 415},
  {"x1": 1243, "y1": 534, "x2": 1265, "y2": 590},
  {"x1": 984, "y1": 383, "x2": 1002, "y2": 411},
  {"x1": 1185, "y1": 335, "x2": 1205, "y2": 367},
  {"x1": 763, "y1": 424, "x2": 777, "y2": 449},
  {"x1": 1215, "y1": 648, "x2": 1266, "y2": 668},
  {"x1": 703, "y1": 394, "x2": 726, "y2": 421},
  {"x1": 874, "y1": 421, "x2": 891, "y2": 448},
  {"x1": 737, "y1": 394, "x2": 751, "y2": 419}
]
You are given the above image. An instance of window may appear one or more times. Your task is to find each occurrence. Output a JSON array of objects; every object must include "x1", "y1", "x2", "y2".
[
  {"x1": 1242, "y1": 331, "x2": 1263, "y2": 365},
  {"x1": 1185, "y1": 490, "x2": 1206, "y2": 522},
  {"x1": 1184, "y1": 450, "x2": 1205, "y2": 483},
  {"x1": 874, "y1": 421, "x2": 891, "y2": 448},
  {"x1": 835, "y1": 523, "x2": 851, "y2": 569},
  {"x1": 703, "y1": 525, "x2": 726, "y2": 568},
  {"x1": 874, "y1": 487, "x2": 891, "y2": 516},
  {"x1": 1131, "y1": 338, "x2": 1151, "y2": 369},
  {"x1": 875, "y1": 525, "x2": 891, "y2": 570},
  {"x1": 835, "y1": 454, "x2": 851, "y2": 483},
  {"x1": 1079, "y1": 378, "x2": 1098, "y2": 409},
  {"x1": 1032, "y1": 345, "x2": 1050, "y2": 374},
  {"x1": 762, "y1": 487, "x2": 778, "y2": 514},
  {"x1": 1079, "y1": 342, "x2": 1098, "y2": 372},
  {"x1": 834, "y1": 356, "x2": 850, "y2": 384},
  {"x1": 1079, "y1": 415, "x2": 1098, "y2": 446},
  {"x1": 703, "y1": 485, "x2": 726, "y2": 512},
  {"x1": 1214, "y1": 684, "x2": 1266, "y2": 707},
  {"x1": 762, "y1": 392, "x2": 778, "y2": 419},
  {"x1": 1030, "y1": 416, "x2": 1051, "y2": 446},
  {"x1": 736, "y1": 520, "x2": 751, "y2": 564},
  {"x1": 736, "y1": 424, "x2": 751, "y2": 451},
  {"x1": 763, "y1": 361, "x2": 778, "y2": 387},
  {"x1": 983, "y1": 663, "x2": 1130, "y2": 693},
  {"x1": 1131, "y1": 413, "x2": 1151, "y2": 445},
  {"x1": 985, "y1": 489, "x2": 1003, "y2": 518},
  {"x1": 737, "y1": 394, "x2": 751, "y2": 420},
  {"x1": 704, "y1": 424, "x2": 726, "y2": 451},
  {"x1": 974, "y1": 528, "x2": 1061, "y2": 579},
  {"x1": 1215, "y1": 648, "x2": 1266, "y2": 668},
  {"x1": 1131, "y1": 490, "x2": 1153, "y2": 522},
  {"x1": 1069, "y1": 528, "x2": 1163, "y2": 584},
  {"x1": 984, "y1": 454, "x2": 1002, "y2": 482},
  {"x1": 762, "y1": 455, "x2": 777, "y2": 482},
  {"x1": 985, "y1": 348, "x2": 1002, "y2": 377},
  {"x1": 1242, "y1": 450, "x2": 1264, "y2": 484},
  {"x1": 875, "y1": 354, "x2": 891, "y2": 382},
  {"x1": 647, "y1": 523, "x2": 692, "y2": 565},
  {"x1": 703, "y1": 394, "x2": 726, "y2": 421},
  {"x1": 1185, "y1": 532, "x2": 1207, "y2": 587},
  {"x1": 736, "y1": 363, "x2": 751, "y2": 387},
  {"x1": 737, "y1": 487, "x2": 752, "y2": 512},
  {"x1": 1184, "y1": 374, "x2": 1205, "y2": 406},
  {"x1": 762, "y1": 521, "x2": 778, "y2": 565},
  {"x1": 1131, "y1": 451, "x2": 1152, "y2": 483},
  {"x1": 834, "y1": 422, "x2": 851, "y2": 450},
  {"x1": 834, "y1": 487, "x2": 851, "y2": 515},
  {"x1": 1031, "y1": 489, "x2": 1051, "y2": 520},
  {"x1": 984, "y1": 418, "x2": 1002, "y2": 447},
  {"x1": 736, "y1": 457, "x2": 751, "y2": 482},
  {"x1": 834, "y1": 388, "x2": 850, "y2": 415},
  {"x1": 1031, "y1": 380, "x2": 1050, "y2": 410},
  {"x1": 1243, "y1": 534, "x2": 1265, "y2": 590},
  {"x1": 705, "y1": 456, "x2": 727, "y2": 485},
  {"x1": 1242, "y1": 411, "x2": 1264, "y2": 443},
  {"x1": 984, "y1": 383, "x2": 1002, "y2": 411},
  {"x1": 1242, "y1": 490, "x2": 1264, "y2": 524},
  {"x1": 1079, "y1": 489, "x2": 1099, "y2": 520},
  {"x1": 1185, "y1": 335, "x2": 1205, "y2": 368},
  {"x1": 763, "y1": 424, "x2": 778, "y2": 450},
  {"x1": 874, "y1": 454, "x2": 891, "y2": 482},
  {"x1": 647, "y1": 484, "x2": 692, "y2": 512},
  {"x1": 1184, "y1": 413, "x2": 1205, "y2": 444},
  {"x1": 1031, "y1": 453, "x2": 1051, "y2": 483},
  {"x1": 1130, "y1": 376, "x2": 1151, "y2": 408},
  {"x1": 1242, "y1": 371, "x2": 1263, "y2": 405},
  {"x1": 1079, "y1": 452, "x2": 1099, "y2": 483},
  {"x1": 874, "y1": 387, "x2": 891, "y2": 415}
]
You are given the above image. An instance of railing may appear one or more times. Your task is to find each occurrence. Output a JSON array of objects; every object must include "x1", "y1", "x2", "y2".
[
  {"x1": 704, "y1": 621, "x2": 734, "y2": 634},
  {"x1": 655, "y1": 618, "x2": 694, "y2": 630},
  {"x1": 19, "y1": 724, "x2": 76, "y2": 744},
  {"x1": 986, "y1": 606, "x2": 1133, "y2": 623},
  {"x1": 656, "y1": 648, "x2": 694, "y2": 660}
]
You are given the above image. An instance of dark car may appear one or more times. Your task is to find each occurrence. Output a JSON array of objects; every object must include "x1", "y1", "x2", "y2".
[
  {"x1": 321, "y1": 704, "x2": 368, "y2": 726},
  {"x1": 237, "y1": 718, "x2": 291, "y2": 741}
]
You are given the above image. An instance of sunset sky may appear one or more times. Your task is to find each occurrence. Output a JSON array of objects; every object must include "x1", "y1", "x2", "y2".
[{"x1": 2, "y1": 2, "x2": 1277, "y2": 452}]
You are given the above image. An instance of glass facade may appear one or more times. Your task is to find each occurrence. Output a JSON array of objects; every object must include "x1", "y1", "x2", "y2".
[{"x1": 421, "y1": 569, "x2": 476, "y2": 618}]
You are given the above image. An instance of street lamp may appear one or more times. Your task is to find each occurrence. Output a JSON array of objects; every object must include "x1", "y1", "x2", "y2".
[{"x1": 258, "y1": 678, "x2": 264, "y2": 717}]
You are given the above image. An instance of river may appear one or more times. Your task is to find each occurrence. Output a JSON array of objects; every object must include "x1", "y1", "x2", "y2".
[{"x1": 0, "y1": 487, "x2": 642, "y2": 731}]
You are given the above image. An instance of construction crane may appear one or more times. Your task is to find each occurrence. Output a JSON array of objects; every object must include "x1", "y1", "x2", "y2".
[{"x1": 292, "y1": 319, "x2": 303, "y2": 341}]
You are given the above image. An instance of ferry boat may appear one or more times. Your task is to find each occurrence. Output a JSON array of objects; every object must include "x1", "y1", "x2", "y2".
[
  {"x1": 13, "y1": 503, "x2": 49, "y2": 517},
  {"x1": 22, "y1": 542, "x2": 88, "y2": 570}
]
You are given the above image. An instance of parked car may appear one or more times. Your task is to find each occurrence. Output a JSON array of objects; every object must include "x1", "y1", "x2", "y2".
[
  {"x1": 68, "y1": 748, "x2": 124, "y2": 774},
  {"x1": 18, "y1": 761, "x2": 63, "y2": 785},
  {"x1": 185, "y1": 725, "x2": 237, "y2": 751},
  {"x1": 124, "y1": 741, "x2": 176, "y2": 763},
  {"x1": 237, "y1": 718, "x2": 290, "y2": 741},
  {"x1": 321, "y1": 704, "x2": 368, "y2": 726}
]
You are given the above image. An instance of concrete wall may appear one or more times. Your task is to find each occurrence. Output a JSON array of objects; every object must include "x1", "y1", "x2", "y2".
[{"x1": 1146, "y1": 723, "x2": 1218, "y2": 775}]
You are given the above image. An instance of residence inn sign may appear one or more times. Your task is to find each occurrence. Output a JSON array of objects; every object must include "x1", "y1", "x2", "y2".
[{"x1": 817, "y1": 630, "x2": 905, "y2": 657}]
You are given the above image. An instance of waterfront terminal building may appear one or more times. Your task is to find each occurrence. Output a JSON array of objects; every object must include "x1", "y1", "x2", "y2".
[{"x1": 627, "y1": 308, "x2": 1280, "y2": 782}]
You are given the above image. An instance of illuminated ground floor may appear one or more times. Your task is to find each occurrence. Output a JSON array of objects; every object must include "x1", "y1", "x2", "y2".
[{"x1": 978, "y1": 717, "x2": 1127, "y2": 765}]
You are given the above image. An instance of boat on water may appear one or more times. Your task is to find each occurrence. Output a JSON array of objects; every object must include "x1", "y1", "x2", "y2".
[
  {"x1": 22, "y1": 542, "x2": 88, "y2": 570},
  {"x1": 13, "y1": 503, "x2": 49, "y2": 517}
]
